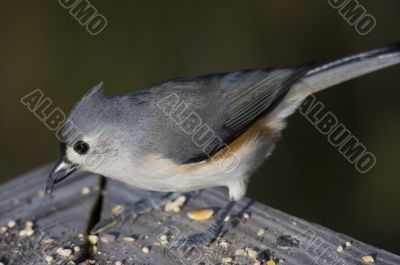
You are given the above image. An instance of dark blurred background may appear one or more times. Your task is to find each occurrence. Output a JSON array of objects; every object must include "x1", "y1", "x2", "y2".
[{"x1": 0, "y1": 0, "x2": 399, "y2": 254}]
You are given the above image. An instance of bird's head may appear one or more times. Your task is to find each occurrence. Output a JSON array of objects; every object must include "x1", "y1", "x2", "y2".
[{"x1": 46, "y1": 82, "x2": 120, "y2": 194}]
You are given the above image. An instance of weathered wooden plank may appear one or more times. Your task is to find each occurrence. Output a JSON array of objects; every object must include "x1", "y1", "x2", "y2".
[
  {"x1": 1, "y1": 167, "x2": 400, "y2": 265},
  {"x1": 92, "y1": 180, "x2": 400, "y2": 265},
  {"x1": 0, "y1": 165, "x2": 102, "y2": 265}
]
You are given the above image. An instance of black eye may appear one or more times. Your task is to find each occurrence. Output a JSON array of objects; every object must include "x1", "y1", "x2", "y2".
[{"x1": 74, "y1": 141, "x2": 90, "y2": 155}]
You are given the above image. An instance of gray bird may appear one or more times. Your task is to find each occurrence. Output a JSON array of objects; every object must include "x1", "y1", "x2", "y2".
[{"x1": 46, "y1": 44, "x2": 400, "y2": 245}]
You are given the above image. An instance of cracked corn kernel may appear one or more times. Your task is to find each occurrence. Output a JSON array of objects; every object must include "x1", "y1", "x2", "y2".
[
  {"x1": 361, "y1": 255, "x2": 375, "y2": 263},
  {"x1": 112, "y1": 205, "x2": 123, "y2": 215},
  {"x1": 266, "y1": 260, "x2": 277, "y2": 265},
  {"x1": 187, "y1": 209, "x2": 214, "y2": 221}
]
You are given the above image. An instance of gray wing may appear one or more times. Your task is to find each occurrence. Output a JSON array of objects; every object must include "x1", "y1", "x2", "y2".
[{"x1": 129, "y1": 66, "x2": 311, "y2": 164}]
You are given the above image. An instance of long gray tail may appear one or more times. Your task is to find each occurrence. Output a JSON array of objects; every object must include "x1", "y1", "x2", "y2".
[{"x1": 271, "y1": 43, "x2": 400, "y2": 119}]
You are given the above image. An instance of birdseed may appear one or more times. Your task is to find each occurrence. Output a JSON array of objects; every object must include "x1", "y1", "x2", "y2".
[
  {"x1": 235, "y1": 249, "x2": 245, "y2": 256},
  {"x1": 221, "y1": 257, "x2": 233, "y2": 264},
  {"x1": 0, "y1": 226, "x2": 7, "y2": 234},
  {"x1": 187, "y1": 209, "x2": 214, "y2": 221},
  {"x1": 88, "y1": 235, "x2": 98, "y2": 245},
  {"x1": 361, "y1": 255, "x2": 375, "y2": 263},
  {"x1": 45, "y1": 255, "x2": 54, "y2": 264},
  {"x1": 142, "y1": 246, "x2": 150, "y2": 253},
  {"x1": 7, "y1": 220, "x2": 16, "y2": 228},
  {"x1": 245, "y1": 247, "x2": 258, "y2": 260},
  {"x1": 337, "y1": 245, "x2": 344, "y2": 253},
  {"x1": 43, "y1": 238, "x2": 55, "y2": 245},
  {"x1": 164, "y1": 195, "x2": 186, "y2": 212},
  {"x1": 26, "y1": 220, "x2": 34, "y2": 227},
  {"x1": 159, "y1": 234, "x2": 168, "y2": 245},
  {"x1": 242, "y1": 213, "x2": 250, "y2": 220},
  {"x1": 219, "y1": 240, "x2": 229, "y2": 248},
  {"x1": 123, "y1": 236, "x2": 136, "y2": 242},
  {"x1": 81, "y1": 187, "x2": 91, "y2": 195},
  {"x1": 101, "y1": 234, "x2": 116, "y2": 243},
  {"x1": 256, "y1": 228, "x2": 265, "y2": 237},
  {"x1": 19, "y1": 228, "x2": 34, "y2": 237},
  {"x1": 112, "y1": 205, "x2": 123, "y2": 215},
  {"x1": 56, "y1": 248, "x2": 72, "y2": 257}
]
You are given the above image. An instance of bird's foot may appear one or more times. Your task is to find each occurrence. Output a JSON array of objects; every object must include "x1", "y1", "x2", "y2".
[
  {"x1": 172, "y1": 201, "x2": 236, "y2": 248},
  {"x1": 91, "y1": 215, "x2": 126, "y2": 234},
  {"x1": 91, "y1": 192, "x2": 181, "y2": 234},
  {"x1": 174, "y1": 225, "x2": 222, "y2": 248}
]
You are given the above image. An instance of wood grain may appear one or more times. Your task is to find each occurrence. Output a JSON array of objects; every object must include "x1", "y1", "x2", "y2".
[
  {"x1": 1, "y1": 165, "x2": 399, "y2": 265},
  {"x1": 0, "y1": 165, "x2": 101, "y2": 265}
]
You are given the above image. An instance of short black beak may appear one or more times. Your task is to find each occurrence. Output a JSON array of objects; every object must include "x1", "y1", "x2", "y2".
[{"x1": 45, "y1": 158, "x2": 78, "y2": 195}]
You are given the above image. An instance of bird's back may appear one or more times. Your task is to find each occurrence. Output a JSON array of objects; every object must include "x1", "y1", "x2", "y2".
[{"x1": 123, "y1": 67, "x2": 310, "y2": 164}]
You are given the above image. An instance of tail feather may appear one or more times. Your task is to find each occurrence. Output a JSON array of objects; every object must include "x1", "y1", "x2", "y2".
[
  {"x1": 298, "y1": 43, "x2": 400, "y2": 96},
  {"x1": 271, "y1": 43, "x2": 400, "y2": 119}
]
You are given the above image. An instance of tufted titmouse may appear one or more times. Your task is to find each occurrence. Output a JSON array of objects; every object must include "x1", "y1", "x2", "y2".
[{"x1": 46, "y1": 44, "x2": 400, "y2": 244}]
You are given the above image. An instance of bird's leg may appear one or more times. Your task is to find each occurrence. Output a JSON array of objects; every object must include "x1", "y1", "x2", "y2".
[
  {"x1": 219, "y1": 199, "x2": 254, "y2": 238},
  {"x1": 91, "y1": 192, "x2": 181, "y2": 234},
  {"x1": 174, "y1": 200, "x2": 235, "y2": 247}
]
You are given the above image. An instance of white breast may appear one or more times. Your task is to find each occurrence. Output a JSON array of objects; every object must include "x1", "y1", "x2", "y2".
[{"x1": 94, "y1": 118, "x2": 285, "y2": 201}]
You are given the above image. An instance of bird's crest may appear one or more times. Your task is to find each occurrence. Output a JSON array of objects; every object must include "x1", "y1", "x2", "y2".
[
  {"x1": 61, "y1": 82, "x2": 107, "y2": 144},
  {"x1": 81, "y1": 82, "x2": 104, "y2": 103}
]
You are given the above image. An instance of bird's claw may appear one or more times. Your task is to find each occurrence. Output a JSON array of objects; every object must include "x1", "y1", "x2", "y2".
[
  {"x1": 91, "y1": 216, "x2": 121, "y2": 234},
  {"x1": 172, "y1": 224, "x2": 222, "y2": 248},
  {"x1": 91, "y1": 211, "x2": 136, "y2": 234},
  {"x1": 176, "y1": 232, "x2": 216, "y2": 247},
  {"x1": 90, "y1": 192, "x2": 181, "y2": 234}
]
